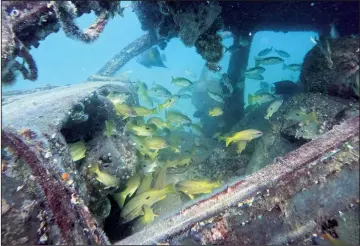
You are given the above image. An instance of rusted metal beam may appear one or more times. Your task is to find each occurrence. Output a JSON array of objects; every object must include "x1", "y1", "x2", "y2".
[{"x1": 115, "y1": 116, "x2": 359, "y2": 245}]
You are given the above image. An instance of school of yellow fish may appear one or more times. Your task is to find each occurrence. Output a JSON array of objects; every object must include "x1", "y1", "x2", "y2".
[
  {"x1": 65, "y1": 69, "x2": 322, "y2": 226},
  {"x1": 65, "y1": 78, "x2": 231, "y2": 225}
]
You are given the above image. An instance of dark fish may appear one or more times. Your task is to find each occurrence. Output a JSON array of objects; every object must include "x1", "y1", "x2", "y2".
[
  {"x1": 246, "y1": 74, "x2": 264, "y2": 80},
  {"x1": 272, "y1": 80, "x2": 300, "y2": 95},
  {"x1": 258, "y1": 47, "x2": 273, "y2": 56},
  {"x1": 193, "y1": 110, "x2": 205, "y2": 118},
  {"x1": 274, "y1": 49, "x2": 290, "y2": 58},
  {"x1": 224, "y1": 45, "x2": 240, "y2": 53},
  {"x1": 136, "y1": 47, "x2": 167, "y2": 69}
]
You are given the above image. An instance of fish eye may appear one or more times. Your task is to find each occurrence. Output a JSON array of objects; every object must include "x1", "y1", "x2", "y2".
[
  {"x1": 145, "y1": 127, "x2": 150, "y2": 130},
  {"x1": 140, "y1": 145, "x2": 144, "y2": 148},
  {"x1": 143, "y1": 165, "x2": 146, "y2": 167},
  {"x1": 169, "y1": 99, "x2": 172, "y2": 102},
  {"x1": 296, "y1": 113, "x2": 300, "y2": 116},
  {"x1": 146, "y1": 196, "x2": 150, "y2": 200},
  {"x1": 10, "y1": 8, "x2": 20, "y2": 18}
]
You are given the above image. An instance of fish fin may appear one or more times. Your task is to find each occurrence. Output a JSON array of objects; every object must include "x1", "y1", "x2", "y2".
[
  {"x1": 158, "y1": 104, "x2": 163, "y2": 112},
  {"x1": 225, "y1": 137, "x2": 232, "y2": 147},
  {"x1": 188, "y1": 194, "x2": 195, "y2": 200},
  {"x1": 248, "y1": 94, "x2": 254, "y2": 105},
  {"x1": 264, "y1": 114, "x2": 270, "y2": 120},
  {"x1": 310, "y1": 111, "x2": 318, "y2": 123}
]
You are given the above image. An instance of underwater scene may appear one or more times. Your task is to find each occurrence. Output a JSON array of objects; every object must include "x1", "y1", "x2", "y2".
[{"x1": 1, "y1": 1, "x2": 359, "y2": 245}]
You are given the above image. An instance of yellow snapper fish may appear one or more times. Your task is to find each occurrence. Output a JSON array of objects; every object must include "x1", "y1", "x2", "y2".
[
  {"x1": 191, "y1": 123, "x2": 203, "y2": 135},
  {"x1": 209, "y1": 107, "x2": 223, "y2": 117},
  {"x1": 136, "y1": 173, "x2": 153, "y2": 195},
  {"x1": 120, "y1": 184, "x2": 176, "y2": 223},
  {"x1": 125, "y1": 121, "x2": 157, "y2": 137},
  {"x1": 68, "y1": 140, "x2": 86, "y2": 162},
  {"x1": 164, "y1": 155, "x2": 192, "y2": 168},
  {"x1": 248, "y1": 93, "x2": 276, "y2": 106},
  {"x1": 143, "y1": 136, "x2": 170, "y2": 150},
  {"x1": 89, "y1": 162, "x2": 120, "y2": 188},
  {"x1": 153, "y1": 166, "x2": 167, "y2": 189},
  {"x1": 148, "y1": 83, "x2": 172, "y2": 98},
  {"x1": 176, "y1": 180, "x2": 221, "y2": 199},
  {"x1": 107, "y1": 91, "x2": 129, "y2": 105},
  {"x1": 129, "y1": 134, "x2": 159, "y2": 160},
  {"x1": 114, "y1": 103, "x2": 137, "y2": 119},
  {"x1": 158, "y1": 95, "x2": 180, "y2": 111},
  {"x1": 264, "y1": 99, "x2": 283, "y2": 120},
  {"x1": 132, "y1": 106, "x2": 157, "y2": 117},
  {"x1": 139, "y1": 204, "x2": 157, "y2": 225},
  {"x1": 147, "y1": 117, "x2": 171, "y2": 129},
  {"x1": 254, "y1": 56, "x2": 284, "y2": 66},
  {"x1": 165, "y1": 110, "x2": 192, "y2": 126},
  {"x1": 113, "y1": 173, "x2": 141, "y2": 208},
  {"x1": 285, "y1": 108, "x2": 318, "y2": 124},
  {"x1": 207, "y1": 90, "x2": 224, "y2": 103},
  {"x1": 236, "y1": 141, "x2": 247, "y2": 154},
  {"x1": 104, "y1": 119, "x2": 117, "y2": 137},
  {"x1": 137, "y1": 82, "x2": 153, "y2": 107},
  {"x1": 171, "y1": 76, "x2": 193, "y2": 87},
  {"x1": 225, "y1": 129, "x2": 263, "y2": 147}
]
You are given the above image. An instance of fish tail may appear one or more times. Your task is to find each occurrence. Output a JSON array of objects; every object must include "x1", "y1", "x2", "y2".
[
  {"x1": 164, "y1": 184, "x2": 176, "y2": 194},
  {"x1": 248, "y1": 94, "x2": 254, "y2": 105},
  {"x1": 224, "y1": 46, "x2": 229, "y2": 53},
  {"x1": 310, "y1": 111, "x2": 318, "y2": 123},
  {"x1": 215, "y1": 181, "x2": 221, "y2": 188},
  {"x1": 225, "y1": 137, "x2": 233, "y2": 147},
  {"x1": 117, "y1": 192, "x2": 127, "y2": 208},
  {"x1": 254, "y1": 57, "x2": 260, "y2": 67},
  {"x1": 282, "y1": 63, "x2": 287, "y2": 70}
]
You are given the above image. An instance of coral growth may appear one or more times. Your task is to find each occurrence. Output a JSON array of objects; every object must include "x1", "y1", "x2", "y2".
[
  {"x1": 51, "y1": 1, "x2": 120, "y2": 43},
  {"x1": 172, "y1": 2, "x2": 222, "y2": 47},
  {"x1": 1, "y1": 130, "x2": 109, "y2": 245},
  {"x1": 132, "y1": 1, "x2": 223, "y2": 67},
  {"x1": 301, "y1": 37, "x2": 360, "y2": 99}
]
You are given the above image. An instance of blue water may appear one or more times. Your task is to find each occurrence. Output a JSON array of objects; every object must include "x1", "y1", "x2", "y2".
[{"x1": 4, "y1": 2, "x2": 317, "y2": 120}]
